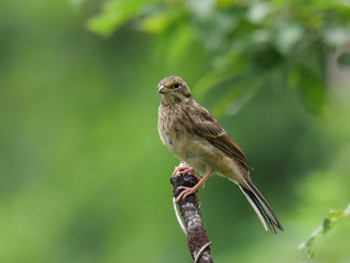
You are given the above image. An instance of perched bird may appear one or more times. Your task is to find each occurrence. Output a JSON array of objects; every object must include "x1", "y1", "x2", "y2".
[{"x1": 157, "y1": 75, "x2": 284, "y2": 233}]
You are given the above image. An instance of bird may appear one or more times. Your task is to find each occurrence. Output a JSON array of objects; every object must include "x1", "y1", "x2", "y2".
[{"x1": 157, "y1": 75, "x2": 284, "y2": 233}]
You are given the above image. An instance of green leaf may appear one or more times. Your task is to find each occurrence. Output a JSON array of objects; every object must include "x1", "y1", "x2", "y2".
[
  {"x1": 86, "y1": 0, "x2": 154, "y2": 36},
  {"x1": 327, "y1": 210, "x2": 348, "y2": 219},
  {"x1": 308, "y1": 248, "x2": 317, "y2": 259},
  {"x1": 139, "y1": 12, "x2": 173, "y2": 34},
  {"x1": 299, "y1": 233, "x2": 319, "y2": 259},
  {"x1": 300, "y1": 204, "x2": 350, "y2": 260},
  {"x1": 322, "y1": 218, "x2": 334, "y2": 233}
]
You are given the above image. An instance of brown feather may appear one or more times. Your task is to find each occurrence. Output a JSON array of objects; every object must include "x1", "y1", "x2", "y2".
[{"x1": 183, "y1": 102, "x2": 250, "y2": 171}]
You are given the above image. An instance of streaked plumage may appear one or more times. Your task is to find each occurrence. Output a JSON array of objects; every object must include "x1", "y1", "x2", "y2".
[{"x1": 157, "y1": 75, "x2": 283, "y2": 233}]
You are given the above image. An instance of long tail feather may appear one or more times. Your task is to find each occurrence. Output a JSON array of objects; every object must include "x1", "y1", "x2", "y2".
[{"x1": 239, "y1": 179, "x2": 284, "y2": 233}]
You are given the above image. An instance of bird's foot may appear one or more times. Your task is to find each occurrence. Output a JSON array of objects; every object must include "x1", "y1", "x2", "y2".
[
  {"x1": 172, "y1": 163, "x2": 201, "y2": 203},
  {"x1": 172, "y1": 163, "x2": 202, "y2": 181},
  {"x1": 175, "y1": 186, "x2": 198, "y2": 203}
]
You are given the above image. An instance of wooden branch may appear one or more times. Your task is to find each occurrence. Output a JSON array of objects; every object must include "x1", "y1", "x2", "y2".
[{"x1": 170, "y1": 166, "x2": 214, "y2": 263}]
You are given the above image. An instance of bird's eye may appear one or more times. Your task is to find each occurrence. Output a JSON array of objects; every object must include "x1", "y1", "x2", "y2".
[{"x1": 173, "y1": 82, "x2": 181, "y2": 89}]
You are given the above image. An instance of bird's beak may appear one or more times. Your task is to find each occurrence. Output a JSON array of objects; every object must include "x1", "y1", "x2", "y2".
[{"x1": 158, "y1": 84, "x2": 166, "y2": 94}]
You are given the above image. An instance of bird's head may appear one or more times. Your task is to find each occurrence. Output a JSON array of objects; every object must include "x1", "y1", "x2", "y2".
[{"x1": 158, "y1": 76, "x2": 192, "y2": 105}]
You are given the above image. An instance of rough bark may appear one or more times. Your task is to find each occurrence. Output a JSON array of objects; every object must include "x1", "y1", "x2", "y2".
[{"x1": 170, "y1": 170, "x2": 214, "y2": 263}]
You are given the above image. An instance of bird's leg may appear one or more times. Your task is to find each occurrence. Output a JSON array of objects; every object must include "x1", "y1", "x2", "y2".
[
  {"x1": 172, "y1": 163, "x2": 202, "y2": 182},
  {"x1": 175, "y1": 169, "x2": 213, "y2": 202}
]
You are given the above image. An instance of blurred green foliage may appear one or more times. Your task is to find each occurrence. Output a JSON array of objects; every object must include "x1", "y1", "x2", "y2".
[
  {"x1": 0, "y1": 0, "x2": 350, "y2": 263},
  {"x1": 87, "y1": 0, "x2": 350, "y2": 115}
]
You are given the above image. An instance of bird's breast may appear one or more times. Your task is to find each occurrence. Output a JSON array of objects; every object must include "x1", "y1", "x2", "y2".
[
  {"x1": 158, "y1": 104, "x2": 213, "y2": 173},
  {"x1": 158, "y1": 104, "x2": 186, "y2": 151}
]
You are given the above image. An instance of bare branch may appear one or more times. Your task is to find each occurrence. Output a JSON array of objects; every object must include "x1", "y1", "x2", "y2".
[{"x1": 170, "y1": 166, "x2": 214, "y2": 263}]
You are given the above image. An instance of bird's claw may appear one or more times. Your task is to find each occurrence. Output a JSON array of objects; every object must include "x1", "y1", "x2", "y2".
[
  {"x1": 172, "y1": 164, "x2": 194, "y2": 177},
  {"x1": 175, "y1": 186, "x2": 197, "y2": 202},
  {"x1": 172, "y1": 164, "x2": 202, "y2": 181}
]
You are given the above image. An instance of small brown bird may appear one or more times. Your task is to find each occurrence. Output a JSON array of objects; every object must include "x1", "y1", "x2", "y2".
[{"x1": 157, "y1": 75, "x2": 283, "y2": 233}]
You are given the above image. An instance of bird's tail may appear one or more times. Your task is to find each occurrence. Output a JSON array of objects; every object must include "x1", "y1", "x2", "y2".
[{"x1": 239, "y1": 178, "x2": 284, "y2": 233}]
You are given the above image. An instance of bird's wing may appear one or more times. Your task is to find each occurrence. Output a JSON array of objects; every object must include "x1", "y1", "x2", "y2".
[{"x1": 184, "y1": 102, "x2": 250, "y2": 171}]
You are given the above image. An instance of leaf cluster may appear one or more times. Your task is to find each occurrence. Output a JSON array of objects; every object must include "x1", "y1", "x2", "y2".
[{"x1": 86, "y1": 0, "x2": 350, "y2": 114}]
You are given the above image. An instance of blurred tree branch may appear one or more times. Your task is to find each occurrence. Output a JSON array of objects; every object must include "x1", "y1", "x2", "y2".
[{"x1": 170, "y1": 165, "x2": 214, "y2": 263}]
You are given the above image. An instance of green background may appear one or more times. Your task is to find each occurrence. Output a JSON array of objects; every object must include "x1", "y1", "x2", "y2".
[{"x1": 1, "y1": 0, "x2": 349, "y2": 262}]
